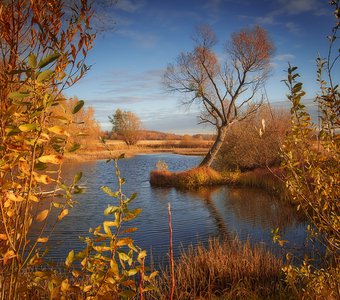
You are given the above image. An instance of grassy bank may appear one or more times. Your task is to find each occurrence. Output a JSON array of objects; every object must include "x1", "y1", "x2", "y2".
[
  {"x1": 151, "y1": 238, "x2": 292, "y2": 300},
  {"x1": 150, "y1": 166, "x2": 226, "y2": 188},
  {"x1": 150, "y1": 166, "x2": 288, "y2": 199}
]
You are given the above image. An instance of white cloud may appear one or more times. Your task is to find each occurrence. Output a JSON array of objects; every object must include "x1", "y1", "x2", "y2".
[
  {"x1": 117, "y1": 29, "x2": 157, "y2": 48},
  {"x1": 274, "y1": 54, "x2": 295, "y2": 61},
  {"x1": 285, "y1": 22, "x2": 301, "y2": 34},
  {"x1": 277, "y1": 0, "x2": 321, "y2": 15}
]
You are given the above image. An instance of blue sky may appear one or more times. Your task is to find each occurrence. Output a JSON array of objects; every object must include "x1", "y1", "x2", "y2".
[{"x1": 64, "y1": 0, "x2": 335, "y2": 134}]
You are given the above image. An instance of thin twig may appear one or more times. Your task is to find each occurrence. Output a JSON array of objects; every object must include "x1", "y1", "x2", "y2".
[{"x1": 168, "y1": 203, "x2": 175, "y2": 300}]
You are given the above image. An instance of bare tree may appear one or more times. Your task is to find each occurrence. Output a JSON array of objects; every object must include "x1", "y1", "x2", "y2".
[
  {"x1": 109, "y1": 109, "x2": 142, "y2": 145},
  {"x1": 164, "y1": 25, "x2": 274, "y2": 167}
]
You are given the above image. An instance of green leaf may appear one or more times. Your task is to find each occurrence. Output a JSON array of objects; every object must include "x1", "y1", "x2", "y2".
[
  {"x1": 126, "y1": 192, "x2": 137, "y2": 204},
  {"x1": 73, "y1": 186, "x2": 84, "y2": 194},
  {"x1": 38, "y1": 52, "x2": 60, "y2": 68},
  {"x1": 101, "y1": 186, "x2": 118, "y2": 197},
  {"x1": 118, "y1": 251, "x2": 130, "y2": 262},
  {"x1": 19, "y1": 123, "x2": 38, "y2": 132},
  {"x1": 37, "y1": 70, "x2": 54, "y2": 83},
  {"x1": 72, "y1": 100, "x2": 84, "y2": 114},
  {"x1": 8, "y1": 91, "x2": 30, "y2": 99},
  {"x1": 28, "y1": 53, "x2": 37, "y2": 68},
  {"x1": 68, "y1": 143, "x2": 80, "y2": 153},
  {"x1": 73, "y1": 172, "x2": 83, "y2": 184},
  {"x1": 51, "y1": 143, "x2": 62, "y2": 153},
  {"x1": 104, "y1": 206, "x2": 120, "y2": 215},
  {"x1": 35, "y1": 161, "x2": 48, "y2": 170},
  {"x1": 6, "y1": 126, "x2": 21, "y2": 136}
]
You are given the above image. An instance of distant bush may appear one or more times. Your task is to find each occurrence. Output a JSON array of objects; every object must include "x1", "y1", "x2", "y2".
[
  {"x1": 215, "y1": 105, "x2": 291, "y2": 171},
  {"x1": 51, "y1": 97, "x2": 103, "y2": 151}
]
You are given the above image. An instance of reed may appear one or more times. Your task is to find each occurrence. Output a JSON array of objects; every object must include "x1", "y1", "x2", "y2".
[
  {"x1": 151, "y1": 238, "x2": 292, "y2": 300},
  {"x1": 223, "y1": 168, "x2": 289, "y2": 200}
]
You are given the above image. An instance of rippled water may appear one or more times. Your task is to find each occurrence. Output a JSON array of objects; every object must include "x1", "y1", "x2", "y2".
[{"x1": 31, "y1": 154, "x2": 308, "y2": 266}]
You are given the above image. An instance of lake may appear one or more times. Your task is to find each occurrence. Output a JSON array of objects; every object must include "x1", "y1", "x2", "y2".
[{"x1": 32, "y1": 154, "x2": 308, "y2": 266}]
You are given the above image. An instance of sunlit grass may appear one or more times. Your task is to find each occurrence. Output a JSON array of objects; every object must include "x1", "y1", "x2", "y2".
[
  {"x1": 151, "y1": 238, "x2": 292, "y2": 300},
  {"x1": 150, "y1": 166, "x2": 288, "y2": 200},
  {"x1": 150, "y1": 166, "x2": 225, "y2": 188}
]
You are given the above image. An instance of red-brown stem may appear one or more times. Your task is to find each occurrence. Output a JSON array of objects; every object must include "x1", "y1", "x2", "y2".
[
  {"x1": 168, "y1": 203, "x2": 175, "y2": 300},
  {"x1": 139, "y1": 257, "x2": 145, "y2": 300}
]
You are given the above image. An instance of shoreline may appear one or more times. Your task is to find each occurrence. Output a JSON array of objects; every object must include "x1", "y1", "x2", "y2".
[{"x1": 64, "y1": 146, "x2": 208, "y2": 162}]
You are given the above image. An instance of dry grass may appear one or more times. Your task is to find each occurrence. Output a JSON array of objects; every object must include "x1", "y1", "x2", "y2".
[
  {"x1": 150, "y1": 167, "x2": 225, "y2": 188},
  {"x1": 223, "y1": 168, "x2": 289, "y2": 200},
  {"x1": 64, "y1": 139, "x2": 211, "y2": 161},
  {"x1": 150, "y1": 238, "x2": 291, "y2": 300},
  {"x1": 150, "y1": 166, "x2": 289, "y2": 201}
]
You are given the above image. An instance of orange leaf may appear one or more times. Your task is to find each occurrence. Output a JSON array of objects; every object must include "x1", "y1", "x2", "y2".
[
  {"x1": 3, "y1": 250, "x2": 16, "y2": 264},
  {"x1": 0, "y1": 234, "x2": 8, "y2": 240},
  {"x1": 36, "y1": 209, "x2": 49, "y2": 222},
  {"x1": 37, "y1": 237, "x2": 49, "y2": 243},
  {"x1": 58, "y1": 209, "x2": 69, "y2": 221}
]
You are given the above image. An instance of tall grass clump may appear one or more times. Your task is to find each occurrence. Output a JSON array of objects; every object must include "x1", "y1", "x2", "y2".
[
  {"x1": 150, "y1": 167, "x2": 225, "y2": 189},
  {"x1": 152, "y1": 238, "x2": 290, "y2": 300},
  {"x1": 223, "y1": 168, "x2": 289, "y2": 200}
]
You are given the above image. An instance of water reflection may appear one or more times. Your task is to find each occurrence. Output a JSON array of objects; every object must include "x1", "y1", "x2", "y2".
[
  {"x1": 28, "y1": 154, "x2": 308, "y2": 264},
  {"x1": 226, "y1": 187, "x2": 298, "y2": 230},
  {"x1": 182, "y1": 187, "x2": 231, "y2": 239}
]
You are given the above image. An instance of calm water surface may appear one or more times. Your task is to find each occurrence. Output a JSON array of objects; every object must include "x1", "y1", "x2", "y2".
[{"x1": 32, "y1": 154, "x2": 308, "y2": 266}]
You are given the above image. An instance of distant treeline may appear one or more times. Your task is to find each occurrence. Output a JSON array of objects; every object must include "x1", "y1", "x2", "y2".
[{"x1": 106, "y1": 130, "x2": 215, "y2": 141}]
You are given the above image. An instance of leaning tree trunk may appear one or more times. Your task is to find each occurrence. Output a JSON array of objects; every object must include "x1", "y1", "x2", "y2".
[{"x1": 199, "y1": 125, "x2": 228, "y2": 167}]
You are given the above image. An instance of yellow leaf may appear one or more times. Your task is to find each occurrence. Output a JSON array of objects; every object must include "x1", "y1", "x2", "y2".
[
  {"x1": 65, "y1": 250, "x2": 74, "y2": 268},
  {"x1": 93, "y1": 246, "x2": 110, "y2": 252},
  {"x1": 116, "y1": 237, "x2": 133, "y2": 247},
  {"x1": 81, "y1": 258, "x2": 87, "y2": 267},
  {"x1": 6, "y1": 192, "x2": 24, "y2": 202},
  {"x1": 58, "y1": 209, "x2": 69, "y2": 221},
  {"x1": 126, "y1": 269, "x2": 138, "y2": 276},
  {"x1": 149, "y1": 270, "x2": 158, "y2": 280},
  {"x1": 36, "y1": 209, "x2": 49, "y2": 222},
  {"x1": 118, "y1": 251, "x2": 130, "y2": 261},
  {"x1": 48, "y1": 126, "x2": 69, "y2": 136},
  {"x1": 137, "y1": 250, "x2": 147, "y2": 263},
  {"x1": 110, "y1": 260, "x2": 119, "y2": 274},
  {"x1": 72, "y1": 270, "x2": 81, "y2": 278},
  {"x1": 83, "y1": 285, "x2": 92, "y2": 292},
  {"x1": 33, "y1": 173, "x2": 52, "y2": 184},
  {"x1": 29, "y1": 195, "x2": 39, "y2": 202},
  {"x1": 61, "y1": 279, "x2": 70, "y2": 292},
  {"x1": 38, "y1": 155, "x2": 63, "y2": 164},
  {"x1": 37, "y1": 237, "x2": 49, "y2": 243}
]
